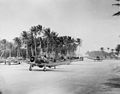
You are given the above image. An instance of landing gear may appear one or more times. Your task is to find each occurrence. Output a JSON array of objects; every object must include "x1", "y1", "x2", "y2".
[
  {"x1": 43, "y1": 65, "x2": 46, "y2": 72},
  {"x1": 54, "y1": 66, "x2": 56, "y2": 69},
  {"x1": 29, "y1": 64, "x2": 33, "y2": 71}
]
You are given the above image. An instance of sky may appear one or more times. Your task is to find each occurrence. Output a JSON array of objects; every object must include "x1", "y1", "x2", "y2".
[{"x1": 0, "y1": 0, "x2": 120, "y2": 55}]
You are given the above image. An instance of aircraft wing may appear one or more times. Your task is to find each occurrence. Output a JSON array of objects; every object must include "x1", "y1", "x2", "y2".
[{"x1": 40, "y1": 60, "x2": 71, "y2": 66}]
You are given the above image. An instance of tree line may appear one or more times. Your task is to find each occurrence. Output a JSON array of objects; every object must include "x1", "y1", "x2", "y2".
[{"x1": 0, "y1": 25, "x2": 81, "y2": 60}]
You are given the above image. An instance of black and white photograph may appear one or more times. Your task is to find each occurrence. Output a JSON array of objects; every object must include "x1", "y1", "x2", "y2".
[{"x1": 0, "y1": 0, "x2": 120, "y2": 94}]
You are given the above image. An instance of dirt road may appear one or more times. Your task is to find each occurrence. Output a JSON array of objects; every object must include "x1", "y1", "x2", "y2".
[{"x1": 0, "y1": 60, "x2": 119, "y2": 94}]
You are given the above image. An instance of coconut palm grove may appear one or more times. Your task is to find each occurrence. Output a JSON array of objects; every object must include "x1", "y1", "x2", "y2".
[
  {"x1": 0, "y1": 25, "x2": 81, "y2": 60},
  {"x1": 1, "y1": 24, "x2": 120, "y2": 62}
]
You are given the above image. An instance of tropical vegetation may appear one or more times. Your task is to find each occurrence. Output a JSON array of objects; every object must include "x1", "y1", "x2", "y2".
[{"x1": 0, "y1": 25, "x2": 82, "y2": 60}]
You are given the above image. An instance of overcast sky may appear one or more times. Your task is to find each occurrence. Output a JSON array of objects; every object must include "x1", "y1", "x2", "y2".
[{"x1": 0, "y1": 0, "x2": 120, "y2": 55}]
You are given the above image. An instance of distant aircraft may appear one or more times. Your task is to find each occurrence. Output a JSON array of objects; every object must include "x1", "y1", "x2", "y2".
[
  {"x1": 86, "y1": 56, "x2": 103, "y2": 62},
  {"x1": 116, "y1": 0, "x2": 120, "y2": 1}
]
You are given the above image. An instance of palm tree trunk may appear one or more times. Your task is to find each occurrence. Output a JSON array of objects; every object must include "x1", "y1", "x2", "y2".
[
  {"x1": 1, "y1": 50, "x2": 4, "y2": 57},
  {"x1": 31, "y1": 46, "x2": 34, "y2": 56},
  {"x1": 79, "y1": 45, "x2": 80, "y2": 57},
  {"x1": 9, "y1": 50, "x2": 11, "y2": 57},
  {"x1": 17, "y1": 48, "x2": 19, "y2": 57},
  {"x1": 19, "y1": 48, "x2": 20, "y2": 57},
  {"x1": 26, "y1": 45, "x2": 29, "y2": 58},
  {"x1": 34, "y1": 37, "x2": 37, "y2": 60},
  {"x1": 39, "y1": 41, "x2": 42, "y2": 56}
]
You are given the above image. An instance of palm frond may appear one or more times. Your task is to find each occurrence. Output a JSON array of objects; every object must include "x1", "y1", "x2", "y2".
[
  {"x1": 113, "y1": 11, "x2": 120, "y2": 16},
  {"x1": 112, "y1": 3, "x2": 120, "y2": 6}
]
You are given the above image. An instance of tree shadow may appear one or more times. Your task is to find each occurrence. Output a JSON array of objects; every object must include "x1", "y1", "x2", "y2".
[
  {"x1": 103, "y1": 77, "x2": 120, "y2": 88},
  {"x1": 31, "y1": 68, "x2": 72, "y2": 73}
]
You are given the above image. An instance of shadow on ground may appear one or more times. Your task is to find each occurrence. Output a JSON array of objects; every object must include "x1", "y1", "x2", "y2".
[
  {"x1": 31, "y1": 68, "x2": 72, "y2": 73},
  {"x1": 103, "y1": 77, "x2": 120, "y2": 88}
]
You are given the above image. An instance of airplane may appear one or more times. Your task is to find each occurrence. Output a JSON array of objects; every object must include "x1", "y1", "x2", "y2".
[
  {"x1": 28, "y1": 56, "x2": 71, "y2": 71},
  {"x1": 85, "y1": 56, "x2": 103, "y2": 62},
  {"x1": 5, "y1": 57, "x2": 21, "y2": 65}
]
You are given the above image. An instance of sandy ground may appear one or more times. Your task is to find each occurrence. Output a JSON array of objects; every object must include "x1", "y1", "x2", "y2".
[{"x1": 0, "y1": 59, "x2": 120, "y2": 94}]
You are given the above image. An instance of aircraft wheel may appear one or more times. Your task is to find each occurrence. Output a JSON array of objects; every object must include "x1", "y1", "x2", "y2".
[
  {"x1": 43, "y1": 68, "x2": 46, "y2": 72},
  {"x1": 18, "y1": 61, "x2": 21, "y2": 64},
  {"x1": 29, "y1": 64, "x2": 32, "y2": 71},
  {"x1": 43, "y1": 65, "x2": 46, "y2": 72},
  {"x1": 54, "y1": 66, "x2": 56, "y2": 69}
]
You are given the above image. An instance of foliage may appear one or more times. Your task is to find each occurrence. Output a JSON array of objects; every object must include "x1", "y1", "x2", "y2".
[
  {"x1": 115, "y1": 44, "x2": 120, "y2": 55},
  {"x1": 0, "y1": 24, "x2": 82, "y2": 59},
  {"x1": 112, "y1": 0, "x2": 120, "y2": 16}
]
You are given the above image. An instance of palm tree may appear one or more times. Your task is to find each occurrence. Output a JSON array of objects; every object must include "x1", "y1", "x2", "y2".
[
  {"x1": 1, "y1": 39, "x2": 7, "y2": 58},
  {"x1": 111, "y1": 49, "x2": 114, "y2": 53},
  {"x1": 37, "y1": 25, "x2": 43, "y2": 34},
  {"x1": 100, "y1": 47, "x2": 106, "y2": 59},
  {"x1": 30, "y1": 26, "x2": 38, "y2": 58},
  {"x1": 76, "y1": 38, "x2": 82, "y2": 57},
  {"x1": 36, "y1": 25, "x2": 43, "y2": 55},
  {"x1": 113, "y1": 0, "x2": 120, "y2": 16},
  {"x1": 115, "y1": 44, "x2": 120, "y2": 55},
  {"x1": 13, "y1": 37, "x2": 21, "y2": 57},
  {"x1": 107, "y1": 47, "x2": 110, "y2": 53},
  {"x1": 43, "y1": 28, "x2": 52, "y2": 57},
  {"x1": 30, "y1": 25, "x2": 43, "y2": 58},
  {"x1": 100, "y1": 47, "x2": 104, "y2": 52},
  {"x1": 21, "y1": 31, "x2": 29, "y2": 58},
  {"x1": 7, "y1": 42, "x2": 13, "y2": 57}
]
